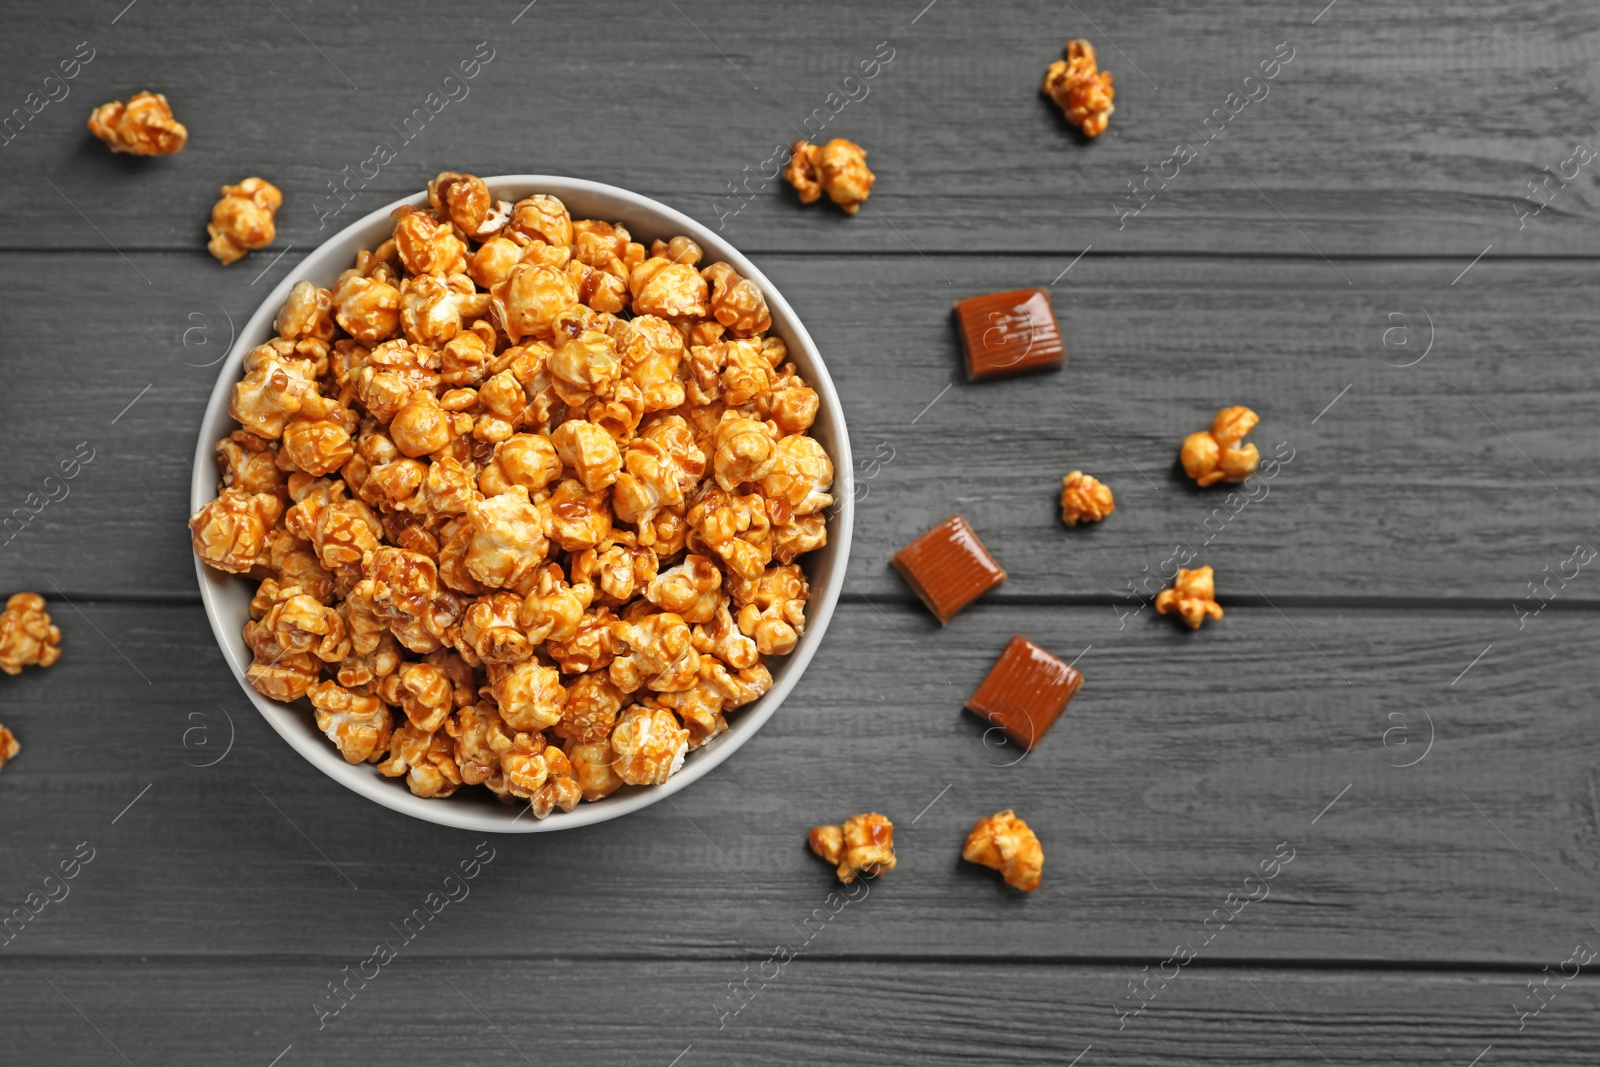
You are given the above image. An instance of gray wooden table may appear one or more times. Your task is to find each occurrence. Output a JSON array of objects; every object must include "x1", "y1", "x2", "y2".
[{"x1": 4, "y1": 1, "x2": 1598, "y2": 1063}]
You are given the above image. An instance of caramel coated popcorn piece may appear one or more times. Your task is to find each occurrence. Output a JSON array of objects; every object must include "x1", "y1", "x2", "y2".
[
  {"x1": 962, "y1": 809, "x2": 1043, "y2": 891},
  {"x1": 189, "y1": 488, "x2": 284, "y2": 575},
  {"x1": 0, "y1": 593, "x2": 61, "y2": 675},
  {"x1": 87, "y1": 91, "x2": 187, "y2": 155},
  {"x1": 1154, "y1": 565, "x2": 1223, "y2": 630},
  {"x1": 609, "y1": 703, "x2": 689, "y2": 785},
  {"x1": 207, "y1": 178, "x2": 283, "y2": 265},
  {"x1": 1042, "y1": 39, "x2": 1115, "y2": 138},
  {"x1": 307, "y1": 681, "x2": 393, "y2": 763},
  {"x1": 1060, "y1": 470, "x2": 1114, "y2": 525},
  {"x1": 1180, "y1": 405, "x2": 1259, "y2": 487},
  {"x1": 784, "y1": 138, "x2": 875, "y2": 214},
  {"x1": 808, "y1": 812, "x2": 896, "y2": 885},
  {"x1": 701, "y1": 261, "x2": 772, "y2": 337},
  {"x1": 0, "y1": 726, "x2": 18, "y2": 772}
]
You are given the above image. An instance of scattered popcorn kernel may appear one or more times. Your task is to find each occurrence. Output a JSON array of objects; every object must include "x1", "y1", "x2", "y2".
[
  {"x1": 1042, "y1": 39, "x2": 1115, "y2": 137},
  {"x1": 1060, "y1": 470, "x2": 1114, "y2": 525},
  {"x1": 207, "y1": 178, "x2": 283, "y2": 265},
  {"x1": 809, "y1": 812, "x2": 896, "y2": 884},
  {"x1": 87, "y1": 91, "x2": 187, "y2": 155},
  {"x1": 784, "y1": 138, "x2": 875, "y2": 214},
  {"x1": 1181, "y1": 405, "x2": 1260, "y2": 487},
  {"x1": 1154, "y1": 565, "x2": 1224, "y2": 630},
  {"x1": 963, "y1": 809, "x2": 1043, "y2": 891},
  {"x1": 0, "y1": 593, "x2": 62, "y2": 675},
  {"x1": 0, "y1": 726, "x2": 17, "y2": 772}
]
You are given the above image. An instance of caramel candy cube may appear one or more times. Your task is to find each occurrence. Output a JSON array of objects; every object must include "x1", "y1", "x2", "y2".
[
  {"x1": 953, "y1": 288, "x2": 1064, "y2": 381},
  {"x1": 891, "y1": 515, "x2": 1006, "y2": 624},
  {"x1": 965, "y1": 635, "x2": 1082, "y2": 751}
]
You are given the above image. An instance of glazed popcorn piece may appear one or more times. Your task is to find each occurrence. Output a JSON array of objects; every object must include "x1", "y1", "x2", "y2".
[
  {"x1": 891, "y1": 516, "x2": 1006, "y2": 625},
  {"x1": 809, "y1": 812, "x2": 896, "y2": 885},
  {"x1": 207, "y1": 178, "x2": 283, "y2": 265},
  {"x1": 1155, "y1": 565, "x2": 1224, "y2": 630},
  {"x1": 954, "y1": 288, "x2": 1065, "y2": 381},
  {"x1": 1181, "y1": 405, "x2": 1260, "y2": 487},
  {"x1": 965, "y1": 635, "x2": 1083, "y2": 752},
  {"x1": 189, "y1": 488, "x2": 284, "y2": 574},
  {"x1": 963, "y1": 809, "x2": 1043, "y2": 891},
  {"x1": 186, "y1": 172, "x2": 836, "y2": 816},
  {"x1": 307, "y1": 681, "x2": 393, "y2": 764},
  {"x1": 276, "y1": 281, "x2": 338, "y2": 344},
  {"x1": 1042, "y1": 39, "x2": 1115, "y2": 137},
  {"x1": 610, "y1": 703, "x2": 689, "y2": 785},
  {"x1": 1060, "y1": 470, "x2": 1114, "y2": 525},
  {"x1": 701, "y1": 261, "x2": 772, "y2": 336},
  {"x1": 0, "y1": 593, "x2": 60, "y2": 675},
  {"x1": 0, "y1": 725, "x2": 18, "y2": 772},
  {"x1": 87, "y1": 91, "x2": 187, "y2": 155},
  {"x1": 735, "y1": 563, "x2": 808, "y2": 656},
  {"x1": 784, "y1": 138, "x2": 875, "y2": 214}
]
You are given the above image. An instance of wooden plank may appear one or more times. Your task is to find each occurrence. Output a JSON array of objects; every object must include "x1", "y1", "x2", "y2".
[
  {"x1": 0, "y1": 600, "x2": 1592, "y2": 963},
  {"x1": 2, "y1": 252, "x2": 1594, "y2": 603},
  {"x1": 5, "y1": 957, "x2": 1594, "y2": 1066},
  {"x1": 2, "y1": 0, "x2": 1597, "y2": 255}
]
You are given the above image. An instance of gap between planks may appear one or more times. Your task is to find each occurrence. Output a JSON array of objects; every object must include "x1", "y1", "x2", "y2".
[{"x1": 1, "y1": 952, "x2": 1595, "y2": 975}]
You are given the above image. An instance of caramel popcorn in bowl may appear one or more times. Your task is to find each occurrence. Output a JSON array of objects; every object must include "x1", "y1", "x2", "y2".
[{"x1": 189, "y1": 172, "x2": 835, "y2": 819}]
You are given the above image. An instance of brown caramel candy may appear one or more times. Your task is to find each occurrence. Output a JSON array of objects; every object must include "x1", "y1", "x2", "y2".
[
  {"x1": 890, "y1": 516, "x2": 1006, "y2": 624},
  {"x1": 953, "y1": 288, "x2": 1064, "y2": 381},
  {"x1": 965, "y1": 635, "x2": 1082, "y2": 751}
]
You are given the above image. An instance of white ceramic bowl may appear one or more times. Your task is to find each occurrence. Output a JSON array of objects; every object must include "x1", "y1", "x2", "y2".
[{"x1": 191, "y1": 176, "x2": 853, "y2": 832}]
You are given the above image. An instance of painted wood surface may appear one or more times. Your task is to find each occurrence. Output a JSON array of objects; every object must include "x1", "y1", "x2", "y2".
[{"x1": 1, "y1": 0, "x2": 1597, "y2": 1064}]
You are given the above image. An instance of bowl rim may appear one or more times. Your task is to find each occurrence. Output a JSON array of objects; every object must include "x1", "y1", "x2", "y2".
[{"x1": 190, "y1": 174, "x2": 853, "y2": 833}]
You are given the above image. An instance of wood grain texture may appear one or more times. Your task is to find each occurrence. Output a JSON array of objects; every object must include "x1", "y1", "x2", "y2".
[
  {"x1": 4, "y1": 0, "x2": 1600, "y2": 1060},
  {"x1": 2, "y1": 252, "x2": 1596, "y2": 603},
  {"x1": 1, "y1": 0, "x2": 1597, "y2": 255},
  {"x1": 4, "y1": 957, "x2": 1593, "y2": 1066},
  {"x1": 0, "y1": 601, "x2": 1593, "y2": 964}
]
